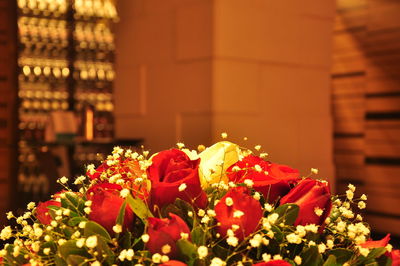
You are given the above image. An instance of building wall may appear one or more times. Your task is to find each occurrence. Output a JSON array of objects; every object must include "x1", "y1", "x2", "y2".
[
  {"x1": 115, "y1": 0, "x2": 335, "y2": 179},
  {"x1": 332, "y1": 0, "x2": 400, "y2": 235}
]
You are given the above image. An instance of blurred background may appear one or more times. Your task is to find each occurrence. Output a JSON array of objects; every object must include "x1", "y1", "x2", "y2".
[{"x1": 0, "y1": 0, "x2": 399, "y2": 239}]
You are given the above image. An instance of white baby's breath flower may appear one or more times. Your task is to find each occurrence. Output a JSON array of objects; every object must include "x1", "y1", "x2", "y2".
[
  {"x1": 314, "y1": 207, "x2": 323, "y2": 216},
  {"x1": 358, "y1": 201, "x2": 366, "y2": 209},
  {"x1": 76, "y1": 238, "x2": 85, "y2": 248},
  {"x1": 27, "y1": 202, "x2": 35, "y2": 210},
  {"x1": 161, "y1": 244, "x2": 171, "y2": 254},
  {"x1": 361, "y1": 194, "x2": 367, "y2": 201},
  {"x1": 178, "y1": 183, "x2": 187, "y2": 192},
  {"x1": 59, "y1": 176, "x2": 68, "y2": 184},
  {"x1": 221, "y1": 132, "x2": 228, "y2": 139},
  {"x1": 152, "y1": 253, "x2": 162, "y2": 263},
  {"x1": 253, "y1": 192, "x2": 261, "y2": 201},
  {"x1": 233, "y1": 210, "x2": 244, "y2": 218},
  {"x1": 141, "y1": 234, "x2": 150, "y2": 243},
  {"x1": 348, "y1": 184, "x2": 356, "y2": 192},
  {"x1": 120, "y1": 189, "x2": 130, "y2": 198},
  {"x1": 311, "y1": 168, "x2": 319, "y2": 174},
  {"x1": 318, "y1": 243, "x2": 326, "y2": 253},
  {"x1": 113, "y1": 224, "x2": 122, "y2": 234},
  {"x1": 225, "y1": 197, "x2": 234, "y2": 206},
  {"x1": 227, "y1": 236, "x2": 238, "y2": 247},
  {"x1": 210, "y1": 257, "x2": 226, "y2": 266},
  {"x1": 294, "y1": 256, "x2": 302, "y2": 265},
  {"x1": 197, "y1": 246, "x2": 208, "y2": 259},
  {"x1": 346, "y1": 190, "x2": 354, "y2": 200},
  {"x1": 86, "y1": 235, "x2": 98, "y2": 248},
  {"x1": 180, "y1": 232, "x2": 189, "y2": 240},
  {"x1": 43, "y1": 248, "x2": 51, "y2": 255},
  {"x1": 244, "y1": 179, "x2": 254, "y2": 187},
  {"x1": 286, "y1": 233, "x2": 302, "y2": 244}
]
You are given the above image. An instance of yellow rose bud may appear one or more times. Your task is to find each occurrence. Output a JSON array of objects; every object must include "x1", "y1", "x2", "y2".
[{"x1": 199, "y1": 141, "x2": 240, "y2": 188}]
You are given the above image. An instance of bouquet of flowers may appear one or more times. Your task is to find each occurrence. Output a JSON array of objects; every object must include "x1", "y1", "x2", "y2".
[{"x1": 1, "y1": 136, "x2": 399, "y2": 266}]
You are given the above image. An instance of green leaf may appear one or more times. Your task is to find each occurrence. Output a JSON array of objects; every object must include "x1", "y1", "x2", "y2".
[
  {"x1": 95, "y1": 236, "x2": 116, "y2": 264},
  {"x1": 212, "y1": 244, "x2": 230, "y2": 260},
  {"x1": 126, "y1": 194, "x2": 153, "y2": 224},
  {"x1": 367, "y1": 247, "x2": 387, "y2": 260},
  {"x1": 323, "y1": 255, "x2": 339, "y2": 266},
  {"x1": 356, "y1": 247, "x2": 388, "y2": 265},
  {"x1": 191, "y1": 226, "x2": 206, "y2": 246},
  {"x1": 116, "y1": 200, "x2": 127, "y2": 226},
  {"x1": 58, "y1": 240, "x2": 90, "y2": 260},
  {"x1": 176, "y1": 239, "x2": 198, "y2": 263},
  {"x1": 66, "y1": 255, "x2": 88, "y2": 265},
  {"x1": 271, "y1": 225, "x2": 284, "y2": 242},
  {"x1": 327, "y1": 248, "x2": 353, "y2": 264},
  {"x1": 301, "y1": 246, "x2": 323, "y2": 266},
  {"x1": 273, "y1": 204, "x2": 299, "y2": 225},
  {"x1": 54, "y1": 255, "x2": 68, "y2": 266},
  {"x1": 119, "y1": 231, "x2": 132, "y2": 249},
  {"x1": 83, "y1": 221, "x2": 111, "y2": 240},
  {"x1": 68, "y1": 216, "x2": 88, "y2": 227}
]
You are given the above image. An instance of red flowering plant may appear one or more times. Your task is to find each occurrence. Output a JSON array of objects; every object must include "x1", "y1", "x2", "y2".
[{"x1": 0, "y1": 136, "x2": 399, "y2": 266}]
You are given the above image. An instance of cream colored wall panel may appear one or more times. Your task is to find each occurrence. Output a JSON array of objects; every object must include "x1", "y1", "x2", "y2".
[
  {"x1": 175, "y1": 112, "x2": 212, "y2": 148},
  {"x1": 214, "y1": 2, "x2": 333, "y2": 67},
  {"x1": 175, "y1": 2, "x2": 213, "y2": 61},
  {"x1": 212, "y1": 59, "x2": 261, "y2": 114},
  {"x1": 260, "y1": 65, "x2": 331, "y2": 117}
]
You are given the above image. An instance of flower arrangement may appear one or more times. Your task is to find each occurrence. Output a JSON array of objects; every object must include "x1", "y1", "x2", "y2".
[{"x1": 1, "y1": 136, "x2": 399, "y2": 266}]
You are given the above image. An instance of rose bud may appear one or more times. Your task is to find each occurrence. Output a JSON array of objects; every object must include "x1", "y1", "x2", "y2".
[
  {"x1": 198, "y1": 141, "x2": 240, "y2": 188},
  {"x1": 146, "y1": 213, "x2": 190, "y2": 258},
  {"x1": 214, "y1": 187, "x2": 263, "y2": 241},
  {"x1": 280, "y1": 178, "x2": 332, "y2": 227},
  {"x1": 253, "y1": 261, "x2": 292, "y2": 266},
  {"x1": 227, "y1": 155, "x2": 300, "y2": 203},
  {"x1": 147, "y1": 149, "x2": 207, "y2": 211},
  {"x1": 36, "y1": 200, "x2": 61, "y2": 225},
  {"x1": 86, "y1": 183, "x2": 134, "y2": 235}
]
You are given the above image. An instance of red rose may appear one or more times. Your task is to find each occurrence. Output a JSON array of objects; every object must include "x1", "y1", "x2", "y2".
[
  {"x1": 36, "y1": 200, "x2": 61, "y2": 225},
  {"x1": 87, "y1": 158, "x2": 143, "y2": 182},
  {"x1": 360, "y1": 234, "x2": 390, "y2": 249},
  {"x1": 227, "y1": 155, "x2": 300, "y2": 203},
  {"x1": 160, "y1": 261, "x2": 187, "y2": 266},
  {"x1": 214, "y1": 186, "x2": 263, "y2": 241},
  {"x1": 390, "y1": 249, "x2": 400, "y2": 266},
  {"x1": 253, "y1": 260, "x2": 292, "y2": 266},
  {"x1": 280, "y1": 178, "x2": 331, "y2": 227},
  {"x1": 147, "y1": 149, "x2": 207, "y2": 211},
  {"x1": 146, "y1": 213, "x2": 190, "y2": 258},
  {"x1": 86, "y1": 183, "x2": 134, "y2": 235}
]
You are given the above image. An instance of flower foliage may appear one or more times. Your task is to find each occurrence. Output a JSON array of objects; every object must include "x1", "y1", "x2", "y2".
[{"x1": 1, "y1": 138, "x2": 399, "y2": 266}]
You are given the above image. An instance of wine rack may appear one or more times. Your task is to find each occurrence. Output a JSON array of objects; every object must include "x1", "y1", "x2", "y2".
[{"x1": 12, "y1": 0, "x2": 127, "y2": 214}]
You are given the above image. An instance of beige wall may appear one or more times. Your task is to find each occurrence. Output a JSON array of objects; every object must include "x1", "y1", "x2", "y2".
[{"x1": 115, "y1": 0, "x2": 335, "y2": 179}]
